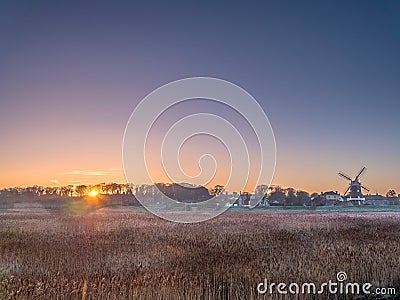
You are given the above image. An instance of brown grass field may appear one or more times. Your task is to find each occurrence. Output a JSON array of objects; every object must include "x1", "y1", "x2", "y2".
[{"x1": 0, "y1": 208, "x2": 399, "y2": 299}]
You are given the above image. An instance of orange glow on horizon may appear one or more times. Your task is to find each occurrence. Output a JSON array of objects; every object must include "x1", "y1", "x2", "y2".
[{"x1": 89, "y1": 190, "x2": 99, "y2": 197}]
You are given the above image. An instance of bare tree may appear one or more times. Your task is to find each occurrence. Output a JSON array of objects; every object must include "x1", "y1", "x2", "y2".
[
  {"x1": 386, "y1": 190, "x2": 397, "y2": 198},
  {"x1": 209, "y1": 185, "x2": 224, "y2": 196},
  {"x1": 76, "y1": 185, "x2": 88, "y2": 197}
]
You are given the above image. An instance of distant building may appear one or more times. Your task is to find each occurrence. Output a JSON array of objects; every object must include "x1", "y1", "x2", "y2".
[
  {"x1": 364, "y1": 194, "x2": 398, "y2": 205},
  {"x1": 233, "y1": 192, "x2": 252, "y2": 207},
  {"x1": 311, "y1": 191, "x2": 344, "y2": 206},
  {"x1": 324, "y1": 191, "x2": 343, "y2": 202}
]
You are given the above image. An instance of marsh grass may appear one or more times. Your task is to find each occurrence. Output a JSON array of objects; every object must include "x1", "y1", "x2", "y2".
[{"x1": 0, "y1": 209, "x2": 399, "y2": 299}]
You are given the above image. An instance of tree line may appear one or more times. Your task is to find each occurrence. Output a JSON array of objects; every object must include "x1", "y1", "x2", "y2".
[
  {"x1": 0, "y1": 183, "x2": 397, "y2": 206},
  {"x1": 0, "y1": 183, "x2": 134, "y2": 198}
]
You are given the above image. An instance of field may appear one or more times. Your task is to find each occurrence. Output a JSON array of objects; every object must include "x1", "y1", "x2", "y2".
[{"x1": 0, "y1": 208, "x2": 399, "y2": 299}]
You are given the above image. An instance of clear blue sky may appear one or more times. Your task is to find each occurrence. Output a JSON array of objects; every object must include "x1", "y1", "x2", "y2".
[{"x1": 0, "y1": 1, "x2": 399, "y2": 193}]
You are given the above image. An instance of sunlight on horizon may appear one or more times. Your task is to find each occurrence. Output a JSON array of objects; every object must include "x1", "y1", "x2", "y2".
[{"x1": 89, "y1": 190, "x2": 99, "y2": 197}]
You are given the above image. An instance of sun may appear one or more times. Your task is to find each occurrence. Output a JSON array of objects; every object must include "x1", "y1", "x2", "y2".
[{"x1": 89, "y1": 190, "x2": 99, "y2": 197}]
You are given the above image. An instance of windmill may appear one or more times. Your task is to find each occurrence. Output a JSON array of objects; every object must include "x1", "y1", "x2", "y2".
[{"x1": 338, "y1": 166, "x2": 370, "y2": 200}]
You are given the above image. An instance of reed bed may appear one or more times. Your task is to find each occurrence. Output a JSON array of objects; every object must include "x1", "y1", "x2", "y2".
[{"x1": 0, "y1": 209, "x2": 399, "y2": 299}]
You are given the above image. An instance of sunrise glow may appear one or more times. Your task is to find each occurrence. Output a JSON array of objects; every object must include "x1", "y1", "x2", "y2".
[{"x1": 89, "y1": 190, "x2": 99, "y2": 197}]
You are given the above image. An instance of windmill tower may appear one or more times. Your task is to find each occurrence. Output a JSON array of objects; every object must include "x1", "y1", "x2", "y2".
[{"x1": 338, "y1": 166, "x2": 370, "y2": 203}]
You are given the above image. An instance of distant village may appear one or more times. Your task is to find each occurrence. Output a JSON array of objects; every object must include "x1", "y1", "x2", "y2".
[
  {"x1": 232, "y1": 189, "x2": 400, "y2": 208},
  {"x1": 233, "y1": 166, "x2": 400, "y2": 207}
]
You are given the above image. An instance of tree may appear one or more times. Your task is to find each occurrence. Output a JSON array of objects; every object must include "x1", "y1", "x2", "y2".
[
  {"x1": 104, "y1": 183, "x2": 120, "y2": 195},
  {"x1": 67, "y1": 185, "x2": 75, "y2": 197},
  {"x1": 285, "y1": 188, "x2": 297, "y2": 206},
  {"x1": 268, "y1": 185, "x2": 284, "y2": 195},
  {"x1": 386, "y1": 190, "x2": 397, "y2": 198},
  {"x1": 209, "y1": 185, "x2": 224, "y2": 196},
  {"x1": 76, "y1": 185, "x2": 88, "y2": 197},
  {"x1": 110, "y1": 183, "x2": 121, "y2": 195},
  {"x1": 45, "y1": 187, "x2": 57, "y2": 195},
  {"x1": 155, "y1": 183, "x2": 210, "y2": 203},
  {"x1": 59, "y1": 186, "x2": 69, "y2": 196},
  {"x1": 296, "y1": 190, "x2": 310, "y2": 206},
  {"x1": 269, "y1": 189, "x2": 286, "y2": 206}
]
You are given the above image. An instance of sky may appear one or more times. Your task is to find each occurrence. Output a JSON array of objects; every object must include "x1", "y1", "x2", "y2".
[{"x1": 0, "y1": 1, "x2": 399, "y2": 194}]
